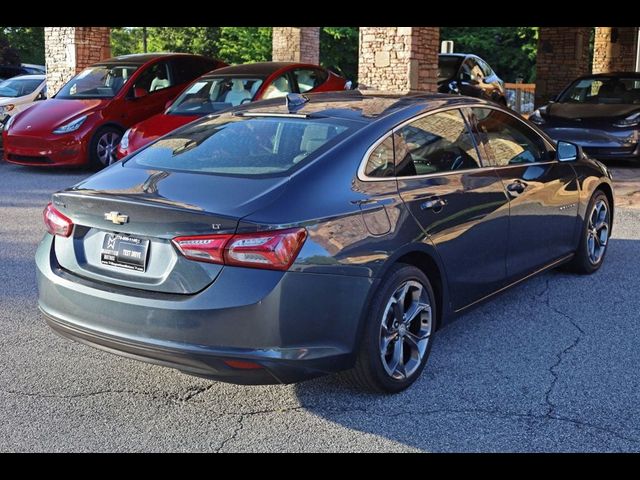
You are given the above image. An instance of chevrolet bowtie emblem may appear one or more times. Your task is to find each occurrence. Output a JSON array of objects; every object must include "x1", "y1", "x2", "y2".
[{"x1": 104, "y1": 211, "x2": 129, "y2": 225}]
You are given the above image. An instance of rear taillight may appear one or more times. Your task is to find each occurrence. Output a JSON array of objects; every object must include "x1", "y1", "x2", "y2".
[
  {"x1": 43, "y1": 203, "x2": 73, "y2": 237},
  {"x1": 172, "y1": 227, "x2": 307, "y2": 271},
  {"x1": 172, "y1": 234, "x2": 232, "y2": 264}
]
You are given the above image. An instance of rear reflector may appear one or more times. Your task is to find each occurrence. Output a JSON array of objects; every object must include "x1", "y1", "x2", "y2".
[
  {"x1": 223, "y1": 359, "x2": 264, "y2": 370},
  {"x1": 172, "y1": 227, "x2": 307, "y2": 271},
  {"x1": 43, "y1": 203, "x2": 73, "y2": 237}
]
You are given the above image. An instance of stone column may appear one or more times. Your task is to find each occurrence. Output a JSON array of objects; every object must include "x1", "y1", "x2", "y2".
[
  {"x1": 592, "y1": 27, "x2": 639, "y2": 73},
  {"x1": 44, "y1": 27, "x2": 111, "y2": 96},
  {"x1": 535, "y1": 27, "x2": 592, "y2": 107},
  {"x1": 272, "y1": 27, "x2": 320, "y2": 64},
  {"x1": 358, "y1": 27, "x2": 439, "y2": 94}
]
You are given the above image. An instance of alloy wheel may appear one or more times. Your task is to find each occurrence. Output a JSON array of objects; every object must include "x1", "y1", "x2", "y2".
[
  {"x1": 587, "y1": 199, "x2": 609, "y2": 265},
  {"x1": 96, "y1": 131, "x2": 121, "y2": 166},
  {"x1": 379, "y1": 280, "x2": 432, "y2": 380}
]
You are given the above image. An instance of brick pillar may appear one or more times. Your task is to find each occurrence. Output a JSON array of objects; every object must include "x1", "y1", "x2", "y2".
[
  {"x1": 358, "y1": 27, "x2": 439, "y2": 94},
  {"x1": 45, "y1": 27, "x2": 111, "y2": 96},
  {"x1": 535, "y1": 27, "x2": 592, "y2": 107},
  {"x1": 593, "y1": 27, "x2": 639, "y2": 73},
  {"x1": 272, "y1": 27, "x2": 320, "y2": 64}
]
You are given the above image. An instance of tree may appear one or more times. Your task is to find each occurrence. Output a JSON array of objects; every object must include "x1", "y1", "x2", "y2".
[
  {"x1": 0, "y1": 27, "x2": 44, "y2": 65},
  {"x1": 216, "y1": 27, "x2": 272, "y2": 64},
  {"x1": 439, "y1": 27, "x2": 538, "y2": 83},
  {"x1": 320, "y1": 27, "x2": 358, "y2": 83}
]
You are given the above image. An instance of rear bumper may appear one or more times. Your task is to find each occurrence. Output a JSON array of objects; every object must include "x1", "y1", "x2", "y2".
[{"x1": 36, "y1": 234, "x2": 375, "y2": 384}]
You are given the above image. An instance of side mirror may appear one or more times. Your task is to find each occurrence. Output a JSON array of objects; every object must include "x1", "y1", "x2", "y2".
[
  {"x1": 133, "y1": 87, "x2": 148, "y2": 99},
  {"x1": 344, "y1": 80, "x2": 352, "y2": 90},
  {"x1": 557, "y1": 140, "x2": 581, "y2": 162}
]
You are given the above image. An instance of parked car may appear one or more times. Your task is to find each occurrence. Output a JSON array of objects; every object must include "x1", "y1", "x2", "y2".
[
  {"x1": 530, "y1": 72, "x2": 640, "y2": 161},
  {"x1": 0, "y1": 64, "x2": 33, "y2": 81},
  {"x1": 2, "y1": 53, "x2": 225, "y2": 168},
  {"x1": 37, "y1": 92, "x2": 613, "y2": 393},
  {"x1": 0, "y1": 74, "x2": 47, "y2": 128},
  {"x1": 21, "y1": 64, "x2": 46, "y2": 75},
  {"x1": 438, "y1": 53, "x2": 507, "y2": 105},
  {"x1": 117, "y1": 62, "x2": 350, "y2": 158}
]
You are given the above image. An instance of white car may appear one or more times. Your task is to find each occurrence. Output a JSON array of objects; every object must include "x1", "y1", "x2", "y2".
[{"x1": 0, "y1": 74, "x2": 47, "y2": 131}]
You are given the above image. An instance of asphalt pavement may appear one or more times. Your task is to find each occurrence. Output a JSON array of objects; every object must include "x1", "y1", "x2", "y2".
[{"x1": 1, "y1": 160, "x2": 640, "y2": 452}]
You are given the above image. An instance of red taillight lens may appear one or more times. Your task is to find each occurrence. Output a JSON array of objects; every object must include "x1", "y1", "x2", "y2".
[
  {"x1": 172, "y1": 227, "x2": 307, "y2": 271},
  {"x1": 225, "y1": 228, "x2": 307, "y2": 271},
  {"x1": 172, "y1": 234, "x2": 233, "y2": 264},
  {"x1": 43, "y1": 203, "x2": 73, "y2": 237}
]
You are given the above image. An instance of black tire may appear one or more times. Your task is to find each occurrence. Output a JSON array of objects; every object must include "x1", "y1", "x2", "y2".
[
  {"x1": 565, "y1": 190, "x2": 611, "y2": 274},
  {"x1": 89, "y1": 126, "x2": 123, "y2": 170},
  {"x1": 342, "y1": 263, "x2": 436, "y2": 393}
]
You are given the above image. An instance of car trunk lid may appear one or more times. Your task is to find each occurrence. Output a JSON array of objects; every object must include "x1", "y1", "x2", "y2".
[{"x1": 51, "y1": 164, "x2": 289, "y2": 294}]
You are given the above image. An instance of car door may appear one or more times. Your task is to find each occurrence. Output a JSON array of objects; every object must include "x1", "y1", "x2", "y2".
[
  {"x1": 394, "y1": 108, "x2": 511, "y2": 310},
  {"x1": 468, "y1": 106, "x2": 580, "y2": 281},
  {"x1": 124, "y1": 61, "x2": 177, "y2": 126}
]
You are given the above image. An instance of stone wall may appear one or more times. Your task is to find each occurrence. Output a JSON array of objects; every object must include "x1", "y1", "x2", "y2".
[
  {"x1": 358, "y1": 27, "x2": 439, "y2": 93},
  {"x1": 44, "y1": 27, "x2": 111, "y2": 96},
  {"x1": 272, "y1": 27, "x2": 320, "y2": 64},
  {"x1": 535, "y1": 27, "x2": 592, "y2": 107},
  {"x1": 593, "y1": 27, "x2": 638, "y2": 73}
]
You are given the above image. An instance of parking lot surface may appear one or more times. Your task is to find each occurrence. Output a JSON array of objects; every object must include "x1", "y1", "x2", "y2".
[{"x1": 1, "y1": 160, "x2": 640, "y2": 452}]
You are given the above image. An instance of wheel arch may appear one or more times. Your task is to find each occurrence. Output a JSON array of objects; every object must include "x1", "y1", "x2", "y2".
[{"x1": 377, "y1": 244, "x2": 451, "y2": 331}]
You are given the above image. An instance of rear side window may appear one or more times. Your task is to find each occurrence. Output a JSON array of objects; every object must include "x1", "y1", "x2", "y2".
[
  {"x1": 294, "y1": 68, "x2": 328, "y2": 93},
  {"x1": 134, "y1": 61, "x2": 173, "y2": 93},
  {"x1": 394, "y1": 109, "x2": 481, "y2": 176},
  {"x1": 171, "y1": 57, "x2": 216, "y2": 85},
  {"x1": 364, "y1": 136, "x2": 395, "y2": 178},
  {"x1": 129, "y1": 116, "x2": 353, "y2": 176}
]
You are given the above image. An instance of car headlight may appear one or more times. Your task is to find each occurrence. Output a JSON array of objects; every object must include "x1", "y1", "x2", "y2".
[
  {"x1": 613, "y1": 112, "x2": 640, "y2": 128},
  {"x1": 529, "y1": 108, "x2": 545, "y2": 125},
  {"x1": 53, "y1": 115, "x2": 87, "y2": 134},
  {"x1": 4, "y1": 114, "x2": 16, "y2": 131},
  {"x1": 120, "y1": 128, "x2": 132, "y2": 150}
]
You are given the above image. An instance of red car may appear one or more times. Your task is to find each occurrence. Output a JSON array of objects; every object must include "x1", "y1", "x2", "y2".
[
  {"x1": 2, "y1": 53, "x2": 225, "y2": 168},
  {"x1": 117, "y1": 62, "x2": 350, "y2": 158}
]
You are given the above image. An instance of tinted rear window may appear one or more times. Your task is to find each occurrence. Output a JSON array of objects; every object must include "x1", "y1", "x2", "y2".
[{"x1": 128, "y1": 115, "x2": 354, "y2": 177}]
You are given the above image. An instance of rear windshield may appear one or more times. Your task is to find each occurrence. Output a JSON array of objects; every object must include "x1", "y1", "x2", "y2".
[
  {"x1": 438, "y1": 56, "x2": 463, "y2": 81},
  {"x1": 128, "y1": 114, "x2": 354, "y2": 177}
]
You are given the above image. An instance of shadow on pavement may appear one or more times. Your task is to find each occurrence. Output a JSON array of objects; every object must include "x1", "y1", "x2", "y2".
[{"x1": 292, "y1": 238, "x2": 640, "y2": 451}]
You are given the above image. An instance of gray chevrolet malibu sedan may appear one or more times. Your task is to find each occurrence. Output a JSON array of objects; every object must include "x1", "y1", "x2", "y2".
[{"x1": 37, "y1": 92, "x2": 614, "y2": 393}]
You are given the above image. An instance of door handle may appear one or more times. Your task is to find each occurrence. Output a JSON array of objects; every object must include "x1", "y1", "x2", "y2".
[
  {"x1": 420, "y1": 197, "x2": 447, "y2": 212},
  {"x1": 506, "y1": 180, "x2": 527, "y2": 195}
]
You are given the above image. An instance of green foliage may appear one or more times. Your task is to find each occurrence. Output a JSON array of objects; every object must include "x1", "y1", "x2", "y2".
[
  {"x1": 320, "y1": 27, "x2": 358, "y2": 82},
  {"x1": 111, "y1": 27, "x2": 221, "y2": 58},
  {"x1": 440, "y1": 27, "x2": 538, "y2": 83},
  {"x1": 0, "y1": 27, "x2": 45, "y2": 65},
  {"x1": 216, "y1": 27, "x2": 272, "y2": 64}
]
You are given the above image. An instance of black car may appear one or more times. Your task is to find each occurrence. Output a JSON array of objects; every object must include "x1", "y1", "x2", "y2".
[
  {"x1": 438, "y1": 53, "x2": 507, "y2": 105},
  {"x1": 37, "y1": 92, "x2": 613, "y2": 393},
  {"x1": 530, "y1": 72, "x2": 640, "y2": 161},
  {"x1": 0, "y1": 65, "x2": 32, "y2": 81}
]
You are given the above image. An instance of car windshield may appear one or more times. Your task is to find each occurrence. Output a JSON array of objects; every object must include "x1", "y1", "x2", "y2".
[
  {"x1": 558, "y1": 77, "x2": 640, "y2": 104},
  {"x1": 128, "y1": 114, "x2": 354, "y2": 177},
  {"x1": 167, "y1": 77, "x2": 265, "y2": 115},
  {"x1": 0, "y1": 78, "x2": 43, "y2": 98},
  {"x1": 56, "y1": 64, "x2": 138, "y2": 99},
  {"x1": 438, "y1": 56, "x2": 463, "y2": 81}
]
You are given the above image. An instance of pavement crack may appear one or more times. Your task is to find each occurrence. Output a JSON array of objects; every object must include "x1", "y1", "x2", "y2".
[
  {"x1": 215, "y1": 415, "x2": 245, "y2": 453},
  {"x1": 539, "y1": 278, "x2": 585, "y2": 417}
]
